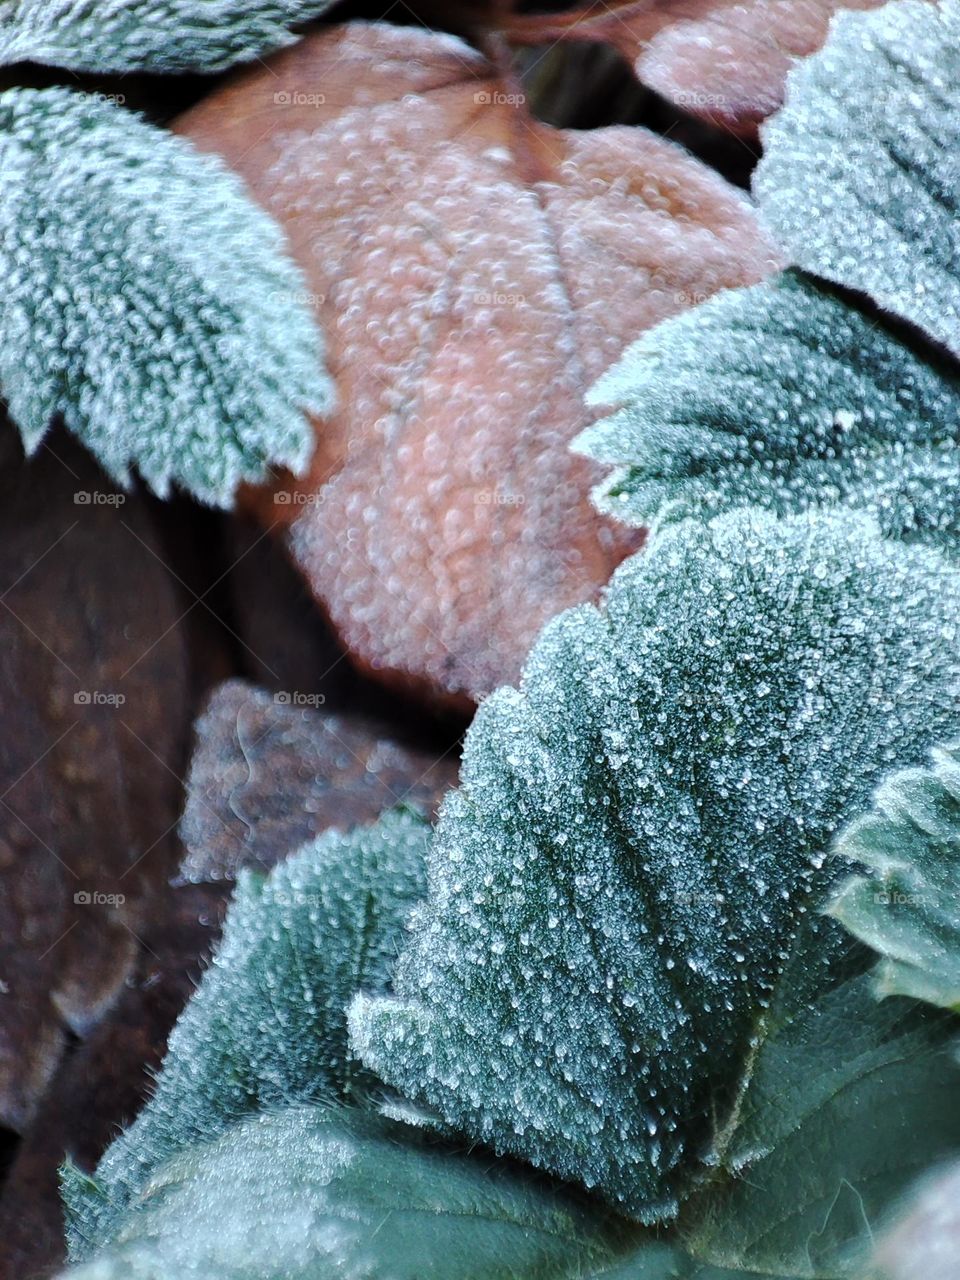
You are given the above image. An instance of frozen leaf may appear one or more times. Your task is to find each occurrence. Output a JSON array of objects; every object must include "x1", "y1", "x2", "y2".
[
  {"x1": 179, "y1": 679, "x2": 458, "y2": 883},
  {"x1": 0, "y1": 421, "x2": 189, "y2": 1131},
  {"x1": 755, "y1": 0, "x2": 960, "y2": 360},
  {"x1": 63, "y1": 809, "x2": 430, "y2": 1256},
  {"x1": 574, "y1": 271, "x2": 960, "y2": 543},
  {"x1": 0, "y1": 87, "x2": 331, "y2": 507},
  {"x1": 872, "y1": 1161, "x2": 960, "y2": 1280},
  {"x1": 0, "y1": 0, "x2": 334, "y2": 73},
  {"x1": 350, "y1": 508, "x2": 960, "y2": 1221},
  {"x1": 177, "y1": 22, "x2": 777, "y2": 706},
  {"x1": 828, "y1": 743, "x2": 960, "y2": 1012},
  {"x1": 59, "y1": 1107, "x2": 634, "y2": 1280},
  {"x1": 506, "y1": 0, "x2": 885, "y2": 135}
]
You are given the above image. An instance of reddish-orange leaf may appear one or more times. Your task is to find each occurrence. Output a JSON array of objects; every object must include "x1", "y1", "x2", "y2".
[
  {"x1": 177, "y1": 23, "x2": 777, "y2": 708},
  {"x1": 506, "y1": 0, "x2": 886, "y2": 134}
]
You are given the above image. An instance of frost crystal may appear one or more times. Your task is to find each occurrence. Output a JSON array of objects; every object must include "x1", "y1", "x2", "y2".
[
  {"x1": 829, "y1": 741, "x2": 960, "y2": 1012},
  {"x1": 756, "y1": 0, "x2": 960, "y2": 359},
  {"x1": 0, "y1": 0, "x2": 333, "y2": 73},
  {"x1": 64, "y1": 810, "x2": 428, "y2": 1260},
  {"x1": 350, "y1": 509, "x2": 960, "y2": 1221},
  {"x1": 0, "y1": 88, "x2": 332, "y2": 505},
  {"x1": 574, "y1": 272, "x2": 960, "y2": 542}
]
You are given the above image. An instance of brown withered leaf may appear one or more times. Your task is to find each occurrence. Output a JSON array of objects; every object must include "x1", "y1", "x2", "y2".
[
  {"x1": 0, "y1": 882, "x2": 226, "y2": 1280},
  {"x1": 505, "y1": 0, "x2": 886, "y2": 135},
  {"x1": 0, "y1": 420, "x2": 190, "y2": 1132},
  {"x1": 179, "y1": 678, "x2": 459, "y2": 883},
  {"x1": 176, "y1": 22, "x2": 777, "y2": 708}
]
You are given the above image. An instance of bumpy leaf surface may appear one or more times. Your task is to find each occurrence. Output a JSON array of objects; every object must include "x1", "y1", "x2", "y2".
[
  {"x1": 0, "y1": 0, "x2": 333, "y2": 73},
  {"x1": 574, "y1": 272, "x2": 960, "y2": 541},
  {"x1": 179, "y1": 679, "x2": 458, "y2": 883},
  {"x1": 177, "y1": 22, "x2": 777, "y2": 707},
  {"x1": 506, "y1": 0, "x2": 885, "y2": 135},
  {"x1": 829, "y1": 743, "x2": 960, "y2": 1012},
  {"x1": 64, "y1": 810, "x2": 429, "y2": 1258},
  {"x1": 350, "y1": 509, "x2": 960, "y2": 1222},
  {"x1": 755, "y1": 0, "x2": 960, "y2": 359},
  {"x1": 59, "y1": 1107, "x2": 634, "y2": 1280},
  {"x1": 0, "y1": 87, "x2": 331, "y2": 506}
]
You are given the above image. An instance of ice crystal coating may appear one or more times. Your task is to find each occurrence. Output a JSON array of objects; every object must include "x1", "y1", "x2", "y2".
[
  {"x1": 64, "y1": 810, "x2": 429, "y2": 1260},
  {"x1": 0, "y1": 87, "x2": 331, "y2": 505},
  {"x1": 755, "y1": 0, "x2": 960, "y2": 358},
  {"x1": 829, "y1": 742, "x2": 960, "y2": 1011},
  {"x1": 0, "y1": 0, "x2": 333, "y2": 73},
  {"x1": 350, "y1": 509, "x2": 960, "y2": 1221},
  {"x1": 59, "y1": 1108, "x2": 631, "y2": 1280},
  {"x1": 574, "y1": 272, "x2": 960, "y2": 541}
]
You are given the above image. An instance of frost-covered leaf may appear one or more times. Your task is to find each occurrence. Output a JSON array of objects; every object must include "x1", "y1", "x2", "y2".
[
  {"x1": 505, "y1": 0, "x2": 886, "y2": 135},
  {"x1": 574, "y1": 271, "x2": 960, "y2": 541},
  {"x1": 0, "y1": 87, "x2": 331, "y2": 506},
  {"x1": 64, "y1": 810, "x2": 429, "y2": 1257},
  {"x1": 59, "y1": 1107, "x2": 635, "y2": 1280},
  {"x1": 179, "y1": 679, "x2": 458, "y2": 883},
  {"x1": 0, "y1": 0, "x2": 334, "y2": 73},
  {"x1": 872, "y1": 1160, "x2": 960, "y2": 1280},
  {"x1": 828, "y1": 743, "x2": 960, "y2": 1012},
  {"x1": 350, "y1": 508, "x2": 960, "y2": 1222},
  {"x1": 755, "y1": 0, "x2": 960, "y2": 359},
  {"x1": 178, "y1": 21, "x2": 777, "y2": 707}
]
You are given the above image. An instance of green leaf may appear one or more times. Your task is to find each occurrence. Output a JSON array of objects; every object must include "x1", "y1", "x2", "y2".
[
  {"x1": 59, "y1": 1107, "x2": 637, "y2": 1280},
  {"x1": 755, "y1": 0, "x2": 960, "y2": 360},
  {"x1": 350, "y1": 508, "x2": 960, "y2": 1223},
  {"x1": 64, "y1": 809, "x2": 429, "y2": 1261},
  {"x1": 574, "y1": 272, "x2": 960, "y2": 544},
  {"x1": 0, "y1": 87, "x2": 332, "y2": 505},
  {"x1": 0, "y1": 0, "x2": 333, "y2": 74},
  {"x1": 828, "y1": 743, "x2": 960, "y2": 1012}
]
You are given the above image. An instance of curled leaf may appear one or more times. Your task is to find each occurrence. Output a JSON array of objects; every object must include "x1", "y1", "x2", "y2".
[
  {"x1": 0, "y1": 0, "x2": 334, "y2": 74},
  {"x1": 829, "y1": 743, "x2": 960, "y2": 1012},
  {"x1": 350, "y1": 509, "x2": 960, "y2": 1221},
  {"x1": 574, "y1": 271, "x2": 960, "y2": 542},
  {"x1": 65, "y1": 810, "x2": 429, "y2": 1257},
  {"x1": 0, "y1": 87, "x2": 331, "y2": 506},
  {"x1": 755, "y1": 0, "x2": 960, "y2": 358}
]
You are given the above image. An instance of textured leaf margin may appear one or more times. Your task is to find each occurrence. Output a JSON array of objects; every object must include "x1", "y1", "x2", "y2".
[
  {"x1": 0, "y1": 87, "x2": 332, "y2": 505},
  {"x1": 64, "y1": 809, "x2": 429, "y2": 1260},
  {"x1": 828, "y1": 743, "x2": 960, "y2": 1012},
  {"x1": 0, "y1": 0, "x2": 334, "y2": 74},
  {"x1": 350, "y1": 507, "x2": 960, "y2": 1223}
]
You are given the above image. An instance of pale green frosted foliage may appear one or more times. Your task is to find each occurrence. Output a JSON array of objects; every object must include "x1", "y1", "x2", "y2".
[
  {"x1": 350, "y1": 509, "x2": 960, "y2": 1223},
  {"x1": 756, "y1": 0, "x2": 960, "y2": 358},
  {"x1": 829, "y1": 742, "x2": 960, "y2": 1012},
  {"x1": 574, "y1": 272, "x2": 960, "y2": 543},
  {"x1": 0, "y1": 88, "x2": 332, "y2": 505},
  {"x1": 0, "y1": 0, "x2": 333, "y2": 73},
  {"x1": 58, "y1": 1108, "x2": 632, "y2": 1280},
  {"x1": 64, "y1": 810, "x2": 429, "y2": 1261}
]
